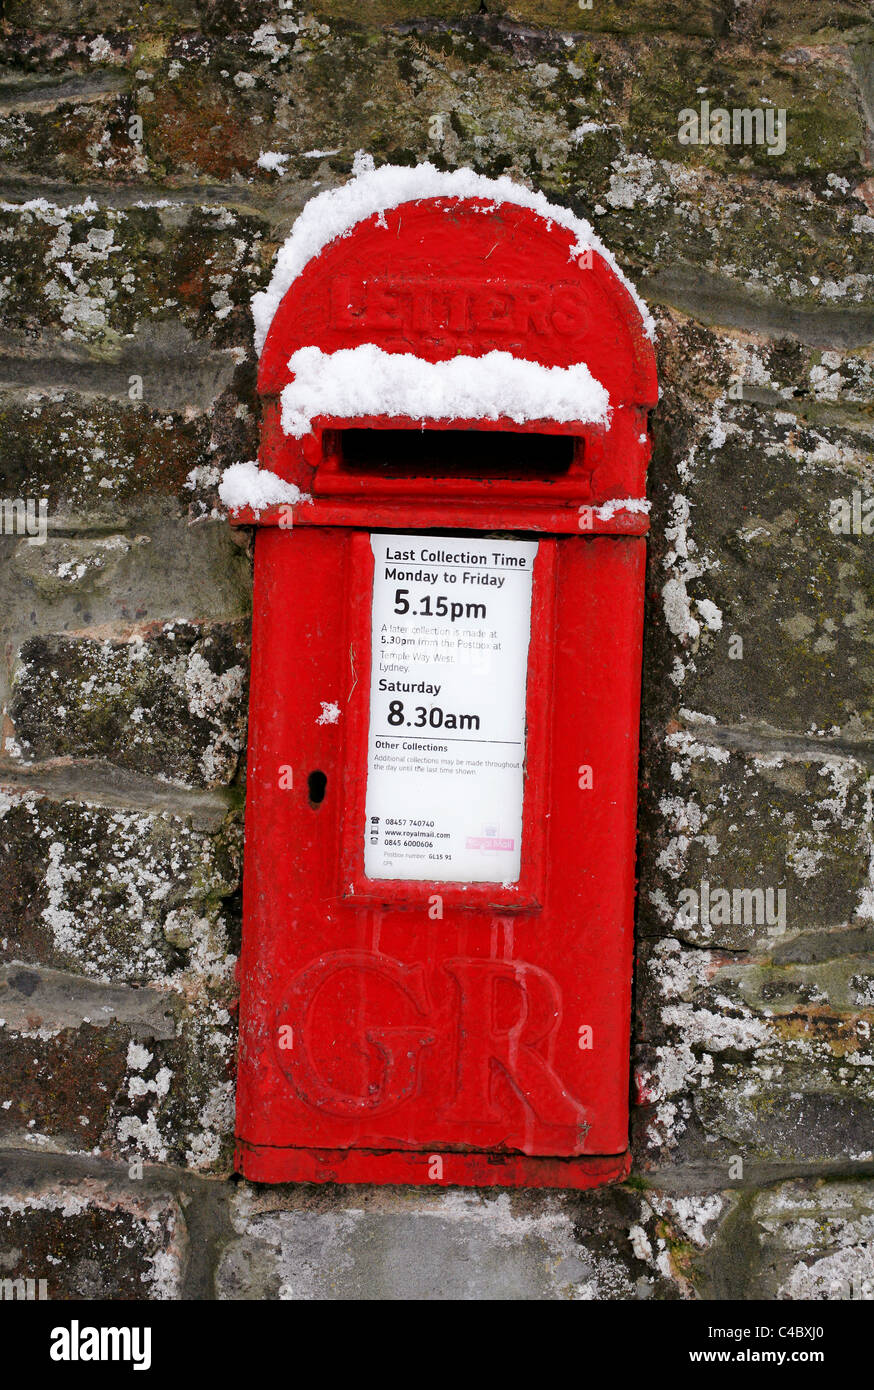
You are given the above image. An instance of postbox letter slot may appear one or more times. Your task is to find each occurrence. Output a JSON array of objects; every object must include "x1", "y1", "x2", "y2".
[{"x1": 335, "y1": 428, "x2": 576, "y2": 479}]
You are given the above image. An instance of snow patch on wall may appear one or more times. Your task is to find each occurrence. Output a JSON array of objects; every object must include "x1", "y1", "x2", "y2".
[{"x1": 257, "y1": 151, "x2": 289, "y2": 174}]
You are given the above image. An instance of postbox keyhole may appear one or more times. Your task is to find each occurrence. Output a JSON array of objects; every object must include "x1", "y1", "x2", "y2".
[{"x1": 307, "y1": 770, "x2": 327, "y2": 806}]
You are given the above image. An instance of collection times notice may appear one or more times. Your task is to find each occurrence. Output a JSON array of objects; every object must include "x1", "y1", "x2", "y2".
[{"x1": 364, "y1": 532, "x2": 538, "y2": 884}]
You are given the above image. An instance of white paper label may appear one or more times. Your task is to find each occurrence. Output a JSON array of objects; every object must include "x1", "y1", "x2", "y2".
[{"x1": 364, "y1": 532, "x2": 538, "y2": 884}]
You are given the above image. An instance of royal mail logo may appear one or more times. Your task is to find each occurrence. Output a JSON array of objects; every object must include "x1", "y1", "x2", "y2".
[
  {"x1": 330, "y1": 274, "x2": 589, "y2": 340},
  {"x1": 465, "y1": 835, "x2": 514, "y2": 852}
]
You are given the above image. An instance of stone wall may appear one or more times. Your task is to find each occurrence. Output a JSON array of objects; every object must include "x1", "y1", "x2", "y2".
[{"x1": 0, "y1": 0, "x2": 872, "y2": 1300}]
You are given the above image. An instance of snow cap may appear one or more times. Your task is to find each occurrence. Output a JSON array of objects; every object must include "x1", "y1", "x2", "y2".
[
  {"x1": 252, "y1": 153, "x2": 655, "y2": 356},
  {"x1": 279, "y1": 345, "x2": 611, "y2": 438}
]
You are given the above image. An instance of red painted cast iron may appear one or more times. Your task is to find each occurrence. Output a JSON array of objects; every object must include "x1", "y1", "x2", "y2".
[{"x1": 230, "y1": 192, "x2": 657, "y2": 1188}]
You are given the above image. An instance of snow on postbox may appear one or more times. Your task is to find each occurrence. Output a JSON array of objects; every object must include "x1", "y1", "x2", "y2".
[{"x1": 227, "y1": 164, "x2": 657, "y2": 1189}]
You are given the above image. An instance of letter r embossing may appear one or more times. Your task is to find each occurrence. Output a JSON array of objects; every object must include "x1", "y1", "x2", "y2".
[{"x1": 441, "y1": 958, "x2": 588, "y2": 1134}]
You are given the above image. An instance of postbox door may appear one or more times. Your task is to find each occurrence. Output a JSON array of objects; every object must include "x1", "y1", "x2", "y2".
[{"x1": 236, "y1": 523, "x2": 643, "y2": 1163}]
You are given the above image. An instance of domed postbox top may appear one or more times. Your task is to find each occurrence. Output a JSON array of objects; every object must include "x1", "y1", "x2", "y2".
[{"x1": 225, "y1": 162, "x2": 657, "y2": 534}]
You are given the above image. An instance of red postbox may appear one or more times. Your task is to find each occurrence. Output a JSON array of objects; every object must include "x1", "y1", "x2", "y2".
[{"x1": 229, "y1": 165, "x2": 657, "y2": 1188}]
